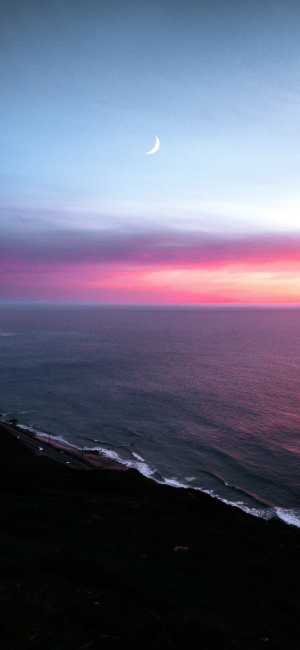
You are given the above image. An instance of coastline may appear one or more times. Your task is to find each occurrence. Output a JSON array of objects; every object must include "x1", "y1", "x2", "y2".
[
  {"x1": 4, "y1": 420, "x2": 300, "y2": 530},
  {"x1": 1, "y1": 420, "x2": 300, "y2": 648},
  {"x1": 2, "y1": 421, "x2": 126, "y2": 471}
]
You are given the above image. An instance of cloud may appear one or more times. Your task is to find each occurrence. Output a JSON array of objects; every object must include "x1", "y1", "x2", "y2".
[
  {"x1": 1, "y1": 229, "x2": 300, "y2": 303},
  {"x1": 1, "y1": 229, "x2": 300, "y2": 268}
]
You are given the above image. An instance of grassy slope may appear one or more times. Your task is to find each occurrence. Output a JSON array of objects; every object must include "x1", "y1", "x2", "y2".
[{"x1": 0, "y1": 423, "x2": 299, "y2": 650}]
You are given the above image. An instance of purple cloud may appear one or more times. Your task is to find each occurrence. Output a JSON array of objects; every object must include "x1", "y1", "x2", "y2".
[{"x1": 1, "y1": 229, "x2": 300, "y2": 268}]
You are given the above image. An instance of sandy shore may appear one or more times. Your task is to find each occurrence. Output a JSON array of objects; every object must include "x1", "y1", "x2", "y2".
[{"x1": 2, "y1": 422, "x2": 126, "y2": 471}]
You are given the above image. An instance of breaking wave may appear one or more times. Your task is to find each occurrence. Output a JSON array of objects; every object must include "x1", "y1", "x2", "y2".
[{"x1": 7, "y1": 420, "x2": 300, "y2": 529}]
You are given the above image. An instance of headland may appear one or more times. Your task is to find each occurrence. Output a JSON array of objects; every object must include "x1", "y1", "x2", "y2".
[{"x1": 0, "y1": 421, "x2": 299, "y2": 649}]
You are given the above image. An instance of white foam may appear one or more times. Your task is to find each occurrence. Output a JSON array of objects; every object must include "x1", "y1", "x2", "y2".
[
  {"x1": 275, "y1": 508, "x2": 300, "y2": 528},
  {"x1": 0, "y1": 332, "x2": 15, "y2": 336},
  {"x1": 132, "y1": 452, "x2": 145, "y2": 461},
  {"x1": 17, "y1": 424, "x2": 34, "y2": 432},
  {"x1": 193, "y1": 486, "x2": 273, "y2": 520},
  {"x1": 17, "y1": 425, "x2": 80, "y2": 451},
  {"x1": 95, "y1": 448, "x2": 120, "y2": 461},
  {"x1": 131, "y1": 462, "x2": 156, "y2": 478},
  {"x1": 37, "y1": 433, "x2": 79, "y2": 451},
  {"x1": 163, "y1": 478, "x2": 189, "y2": 488},
  {"x1": 92, "y1": 446, "x2": 156, "y2": 478},
  {"x1": 11, "y1": 422, "x2": 300, "y2": 529}
]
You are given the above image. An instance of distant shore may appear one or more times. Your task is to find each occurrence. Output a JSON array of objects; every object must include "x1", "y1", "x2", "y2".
[{"x1": 2, "y1": 421, "x2": 126, "y2": 471}]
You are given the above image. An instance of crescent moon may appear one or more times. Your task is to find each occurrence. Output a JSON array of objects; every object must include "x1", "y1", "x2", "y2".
[{"x1": 146, "y1": 135, "x2": 160, "y2": 154}]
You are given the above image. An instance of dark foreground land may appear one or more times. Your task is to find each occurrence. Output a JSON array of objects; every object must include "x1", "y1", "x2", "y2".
[{"x1": 0, "y1": 424, "x2": 300, "y2": 650}]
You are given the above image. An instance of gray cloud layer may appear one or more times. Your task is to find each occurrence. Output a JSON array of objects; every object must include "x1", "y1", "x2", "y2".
[{"x1": 1, "y1": 229, "x2": 300, "y2": 266}]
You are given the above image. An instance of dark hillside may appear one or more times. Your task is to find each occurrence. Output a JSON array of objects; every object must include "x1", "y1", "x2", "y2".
[{"x1": 0, "y1": 423, "x2": 299, "y2": 649}]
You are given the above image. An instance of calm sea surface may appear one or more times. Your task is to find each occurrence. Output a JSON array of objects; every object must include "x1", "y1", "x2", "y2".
[{"x1": 1, "y1": 305, "x2": 300, "y2": 527}]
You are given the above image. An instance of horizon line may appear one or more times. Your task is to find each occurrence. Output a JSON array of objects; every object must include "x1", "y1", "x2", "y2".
[{"x1": 1, "y1": 301, "x2": 300, "y2": 310}]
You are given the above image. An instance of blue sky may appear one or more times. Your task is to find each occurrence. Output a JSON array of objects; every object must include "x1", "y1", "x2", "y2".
[
  {"x1": 1, "y1": 0, "x2": 300, "y2": 236},
  {"x1": 2, "y1": 1, "x2": 300, "y2": 304}
]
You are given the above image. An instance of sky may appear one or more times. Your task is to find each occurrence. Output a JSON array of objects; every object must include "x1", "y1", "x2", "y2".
[{"x1": 1, "y1": 0, "x2": 300, "y2": 303}]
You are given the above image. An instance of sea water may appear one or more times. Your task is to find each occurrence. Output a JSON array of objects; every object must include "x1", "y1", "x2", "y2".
[{"x1": 1, "y1": 304, "x2": 300, "y2": 527}]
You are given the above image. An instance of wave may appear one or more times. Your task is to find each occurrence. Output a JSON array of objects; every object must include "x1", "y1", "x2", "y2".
[
  {"x1": 275, "y1": 508, "x2": 300, "y2": 528},
  {"x1": 12, "y1": 420, "x2": 300, "y2": 529},
  {"x1": 90, "y1": 446, "x2": 157, "y2": 479},
  {"x1": 132, "y1": 452, "x2": 145, "y2": 461},
  {"x1": 196, "y1": 487, "x2": 275, "y2": 521},
  {"x1": 17, "y1": 424, "x2": 80, "y2": 451},
  {"x1": 15, "y1": 421, "x2": 158, "y2": 479}
]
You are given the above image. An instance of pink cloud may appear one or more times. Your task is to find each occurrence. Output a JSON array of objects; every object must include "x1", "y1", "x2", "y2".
[{"x1": 1, "y1": 230, "x2": 300, "y2": 302}]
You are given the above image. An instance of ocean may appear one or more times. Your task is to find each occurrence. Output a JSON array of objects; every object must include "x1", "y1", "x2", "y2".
[{"x1": 0, "y1": 304, "x2": 300, "y2": 527}]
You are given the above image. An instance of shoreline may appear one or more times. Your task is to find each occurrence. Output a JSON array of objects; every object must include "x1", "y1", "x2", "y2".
[
  {"x1": 3, "y1": 421, "x2": 300, "y2": 529},
  {"x1": 1, "y1": 418, "x2": 300, "y2": 648},
  {"x1": 1, "y1": 421, "x2": 300, "y2": 529},
  {"x1": 2, "y1": 421, "x2": 127, "y2": 471}
]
